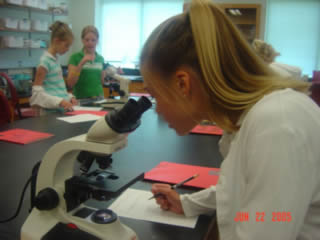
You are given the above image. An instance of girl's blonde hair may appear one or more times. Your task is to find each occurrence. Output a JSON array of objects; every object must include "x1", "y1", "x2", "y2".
[
  {"x1": 140, "y1": 0, "x2": 310, "y2": 132},
  {"x1": 252, "y1": 39, "x2": 280, "y2": 63},
  {"x1": 81, "y1": 25, "x2": 99, "y2": 39},
  {"x1": 49, "y1": 21, "x2": 73, "y2": 42}
]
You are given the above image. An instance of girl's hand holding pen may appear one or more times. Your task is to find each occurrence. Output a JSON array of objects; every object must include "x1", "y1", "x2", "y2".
[{"x1": 151, "y1": 184, "x2": 184, "y2": 215}]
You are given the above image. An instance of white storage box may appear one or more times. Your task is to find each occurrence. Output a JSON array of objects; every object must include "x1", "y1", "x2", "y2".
[
  {"x1": 23, "y1": 39, "x2": 31, "y2": 48},
  {"x1": 31, "y1": 19, "x2": 41, "y2": 31},
  {"x1": 0, "y1": 36, "x2": 24, "y2": 48},
  {"x1": 23, "y1": 0, "x2": 38, "y2": 8},
  {"x1": 38, "y1": 0, "x2": 48, "y2": 10},
  {"x1": 41, "y1": 21, "x2": 48, "y2": 31},
  {"x1": 5, "y1": 0, "x2": 23, "y2": 5},
  {"x1": 0, "y1": 18, "x2": 18, "y2": 29},
  {"x1": 31, "y1": 20, "x2": 48, "y2": 31},
  {"x1": 15, "y1": 36, "x2": 24, "y2": 48},
  {"x1": 31, "y1": 39, "x2": 41, "y2": 48},
  {"x1": 0, "y1": 36, "x2": 16, "y2": 48},
  {"x1": 18, "y1": 19, "x2": 31, "y2": 31}
]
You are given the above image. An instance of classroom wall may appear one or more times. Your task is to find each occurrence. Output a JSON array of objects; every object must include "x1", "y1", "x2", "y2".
[{"x1": 68, "y1": 0, "x2": 95, "y2": 54}]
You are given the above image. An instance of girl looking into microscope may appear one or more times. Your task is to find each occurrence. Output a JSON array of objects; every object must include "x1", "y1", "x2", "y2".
[{"x1": 143, "y1": 0, "x2": 320, "y2": 239}]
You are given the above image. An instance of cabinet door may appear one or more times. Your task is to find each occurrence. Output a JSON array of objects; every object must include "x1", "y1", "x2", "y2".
[
  {"x1": 129, "y1": 82, "x2": 146, "y2": 93},
  {"x1": 219, "y1": 4, "x2": 261, "y2": 43}
]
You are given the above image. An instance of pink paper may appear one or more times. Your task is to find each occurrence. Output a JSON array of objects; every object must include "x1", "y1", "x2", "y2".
[
  {"x1": 65, "y1": 110, "x2": 108, "y2": 116},
  {"x1": 190, "y1": 125, "x2": 223, "y2": 135},
  {"x1": 144, "y1": 161, "x2": 220, "y2": 189},
  {"x1": 0, "y1": 128, "x2": 53, "y2": 145}
]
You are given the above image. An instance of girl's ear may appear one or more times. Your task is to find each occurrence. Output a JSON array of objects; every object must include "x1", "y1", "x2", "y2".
[{"x1": 174, "y1": 70, "x2": 191, "y2": 97}]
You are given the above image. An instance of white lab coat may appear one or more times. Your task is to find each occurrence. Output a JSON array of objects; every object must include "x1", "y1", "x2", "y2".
[
  {"x1": 181, "y1": 88, "x2": 320, "y2": 240},
  {"x1": 270, "y1": 62, "x2": 302, "y2": 78}
]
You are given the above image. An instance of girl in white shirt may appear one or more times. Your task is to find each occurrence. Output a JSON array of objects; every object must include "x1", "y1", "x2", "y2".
[{"x1": 140, "y1": 0, "x2": 320, "y2": 239}]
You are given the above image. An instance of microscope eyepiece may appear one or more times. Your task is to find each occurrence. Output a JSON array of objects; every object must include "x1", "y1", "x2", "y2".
[{"x1": 105, "y1": 96, "x2": 152, "y2": 133}]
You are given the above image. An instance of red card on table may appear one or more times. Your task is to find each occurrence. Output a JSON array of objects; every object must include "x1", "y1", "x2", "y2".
[
  {"x1": 144, "y1": 161, "x2": 220, "y2": 189},
  {"x1": 0, "y1": 128, "x2": 53, "y2": 145},
  {"x1": 190, "y1": 125, "x2": 223, "y2": 135},
  {"x1": 65, "y1": 110, "x2": 108, "y2": 116}
]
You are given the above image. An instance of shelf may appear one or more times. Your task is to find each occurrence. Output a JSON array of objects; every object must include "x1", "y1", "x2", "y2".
[
  {"x1": 0, "y1": 3, "x2": 67, "y2": 16},
  {"x1": 0, "y1": 28, "x2": 49, "y2": 34},
  {"x1": 0, "y1": 47, "x2": 45, "y2": 49},
  {"x1": 226, "y1": 14, "x2": 256, "y2": 25},
  {"x1": 0, "y1": 3, "x2": 51, "y2": 14}
]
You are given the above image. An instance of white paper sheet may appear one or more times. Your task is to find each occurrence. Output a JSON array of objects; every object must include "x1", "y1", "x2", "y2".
[
  {"x1": 73, "y1": 106, "x2": 103, "y2": 111},
  {"x1": 57, "y1": 114, "x2": 101, "y2": 123},
  {"x1": 109, "y1": 188, "x2": 198, "y2": 228}
]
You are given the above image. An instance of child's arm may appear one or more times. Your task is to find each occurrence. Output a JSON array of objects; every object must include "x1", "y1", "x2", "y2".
[
  {"x1": 67, "y1": 54, "x2": 95, "y2": 88},
  {"x1": 101, "y1": 69, "x2": 107, "y2": 85},
  {"x1": 30, "y1": 66, "x2": 72, "y2": 110}
]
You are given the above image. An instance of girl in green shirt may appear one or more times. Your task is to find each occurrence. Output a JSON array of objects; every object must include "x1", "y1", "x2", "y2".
[{"x1": 67, "y1": 25, "x2": 106, "y2": 99}]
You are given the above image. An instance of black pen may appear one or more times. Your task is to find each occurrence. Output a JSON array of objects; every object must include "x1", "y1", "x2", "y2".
[{"x1": 149, "y1": 174, "x2": 199, "y2": 200}]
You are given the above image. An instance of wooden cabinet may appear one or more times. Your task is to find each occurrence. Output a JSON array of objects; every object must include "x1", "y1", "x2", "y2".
[
  {"x1": 103, "y1": 81, "x2": 146, "y2": 98},
  {"x1": 183, "y1": 2, "x2": 261, "y2": 43},
  {"x1": 218, "y1": 4, "x2": 261, "y2": 43},
  {"x1": 129, "y1": 81, "x2": 146, "y2": 93}
]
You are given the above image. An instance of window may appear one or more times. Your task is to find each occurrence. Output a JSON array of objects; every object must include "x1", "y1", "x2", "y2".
[
  {"x1": 96, "y1": 0, "x2": 183, "y2": 68},
  {"x1": 265, "y1": 0, "x2": 320, "y2": 76}
]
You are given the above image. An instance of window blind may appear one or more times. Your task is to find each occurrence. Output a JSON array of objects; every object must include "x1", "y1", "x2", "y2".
[{"x1": 97, "y1": 0, "x2": 183, "y2": 67}]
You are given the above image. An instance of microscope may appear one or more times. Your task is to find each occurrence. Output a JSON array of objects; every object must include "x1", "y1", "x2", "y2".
[
  {"x1": 21, "y1": 96, "x2": 152, "y2": 240},
  {"x1": 104, "y1": 63, "x2": 131, "y2": 99}
]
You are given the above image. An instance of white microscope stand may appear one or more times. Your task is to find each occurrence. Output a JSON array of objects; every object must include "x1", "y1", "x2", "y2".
[{"x1": 21, "y1": 120, "x2": 138, "y2": 240}]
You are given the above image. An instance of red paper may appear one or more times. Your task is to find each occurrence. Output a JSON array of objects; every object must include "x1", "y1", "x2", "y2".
[
  {"x1": 0, "y1": 128, "x2": 53, "y2": 145},
  {"x1": 130, "y1": 93, "x2": 151, "y2": 97},
  {"x1": 144, "y1": 161, "x2": 220, "y2": 189},
  {"x1": 190, "y1": 125, "x2": 223, "y2": 135},
  {"x1": 65, "y1": 110, "x2": 108, "y2": 116}
]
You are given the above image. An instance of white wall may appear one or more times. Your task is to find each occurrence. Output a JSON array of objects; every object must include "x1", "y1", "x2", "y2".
[{"x1": 68, "y1": 0, "x2": 95, "y2": 53}]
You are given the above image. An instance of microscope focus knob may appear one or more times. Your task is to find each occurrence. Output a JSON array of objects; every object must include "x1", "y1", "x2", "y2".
[{"x1": 35, "y1": 188, "x2": 59, "y2": 211}]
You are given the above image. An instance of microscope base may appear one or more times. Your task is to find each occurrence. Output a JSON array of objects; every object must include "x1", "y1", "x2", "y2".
[{"x1": 21, "y1": 206, "x2": 138, "y2": 240}]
